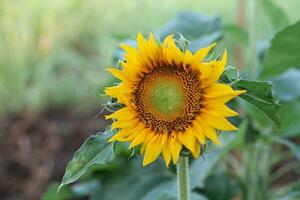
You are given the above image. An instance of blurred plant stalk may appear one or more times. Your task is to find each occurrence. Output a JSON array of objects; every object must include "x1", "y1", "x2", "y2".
[{"x1": 243, "y1": 0, "x2": 272, "y2": 200}]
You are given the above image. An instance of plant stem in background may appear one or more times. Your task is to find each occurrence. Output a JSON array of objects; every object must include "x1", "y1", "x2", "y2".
[
  {"x1": 235, "y1": 0, "x2": 246, "y2": 68},
  {"x1": 177, "y1": 155, "x2": 190, "y2": 200},
  {"x1": 247, "y1": 0, "x2": 260, "y2": 79}
]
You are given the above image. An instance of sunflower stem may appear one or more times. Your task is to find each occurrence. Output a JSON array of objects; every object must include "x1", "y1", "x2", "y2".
[{"x1": 177, "y1": 155, "x2": 190, "y2": 200}]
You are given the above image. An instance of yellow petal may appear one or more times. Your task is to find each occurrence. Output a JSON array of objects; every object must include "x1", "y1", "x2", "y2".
[
  {"x1": 108, "y1": 126, "x2": 135, "y2": 142},
  {"x1": 191, "y1": 43, "x2": 217, "y2": 66},
  {"x1": 203, "y1": 104, "x2": 238, "y2": 117},
  {"x1": 178, "y1": 129, "x2": 196, "y2": 155},
  {"x1": 202, "y1": 50, "x2": 227, "y2": 85},
  {"x1": 170, "y1": 133, "x2": 182, "y2": 164},
  {"x1": 203, "y1": 83, "x2": 236, "y2": 99},
  {"x1": 201, "y1": 111, "x2": 238, "y2": 131},
  {"x1": 106, "y1": 68, "x2": 127, "y2": 82},
  {"x1": 140, "y1": 131, "x2": 155, "y2": 154},
  {"x1": 161, "y1": 133, "x2": 172, "y2": 167},
  {"x1": 192, "y1": 120, "x2": 206, "y2": 144},
  {"x1": 129, "y1": 128, "x2": 149, "y2": 148},
  {"x1": 105, "y1": 107, "x2": 136, "y2": 120},
  {"x1": 161, "y1": 34, "x2": 174, "y2": 48},
  {"x1": 147, "y1": 32, "x2": 160, "y2": 60},
  {"x1": 143, "y1": 134, "x2": 163, "y2": 166},
  {"x1": 198, "y1": 62, "x2": 213, "y2": 80},
  {"x1": 193, "y1": 142, "x2": 201, "y2": 158},
  {"x1": 111, "y1": 118, "x2": 138, "y2": 130},
  {"x1": 199, "y1": 120, "x2": 220, "y2": 144}
]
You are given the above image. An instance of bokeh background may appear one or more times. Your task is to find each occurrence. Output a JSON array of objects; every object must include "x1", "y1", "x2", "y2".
[{"x1": 0, "y1": 0, "x2": 299, "y2": 200}]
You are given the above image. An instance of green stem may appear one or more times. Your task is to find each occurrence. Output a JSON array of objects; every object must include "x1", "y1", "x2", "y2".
[
  {"x1": 247, "y1": 0, "x2": 260, "y2": 79},
  {"x1": 177, "y1": 155, "x2": 190, "y2": 200}
]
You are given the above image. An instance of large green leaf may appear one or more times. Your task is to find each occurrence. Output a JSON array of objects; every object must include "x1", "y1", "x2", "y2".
[
  {"x1": 58, "y1": 130, "x2": 116, "y2": 192},
  {"x1": 158, "y1": 12, "x2": 222, "y2": 52},
  {"x1": 114, "y1": 12, "x2": 222, "y2": 62},
  {"x1": 278, "y1": 100, "x2": 300, "y2": 136},
  {"x1": 262, "y1": 0, "x2": 289, "y2": 30},
  {"x1": 261, "y1": 21, "x2": 300, "y2": 79},
  {"x1": 158, "y1": 12, "x2": 221, "y2": 41},
  {"x1": 272, "y1": 69, "x2": 300, "y2": 102},
  {"x1": 235, "y1": 80, "x2": 280, "y2": 127}
]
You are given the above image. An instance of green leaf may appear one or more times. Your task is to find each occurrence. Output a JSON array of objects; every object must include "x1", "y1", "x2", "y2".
[
  {"x1": 279, "y1": 100, "x2": 300, "y2": 137},
  {"x1": 42, "y1": 182, "x2": 73, "y2": 200},
  {"x1": 58, "y1": 130, "x2": 116, "y2": 192},
  {"x1": 262, "y1": 0, "x2": 289, "y2": 30},
  {"x1": 276, "y1": 138, "x2": 300, "y2": 160},
  {"x1": 261, "y1": 21, "x2": 300, "y2": 79},
  {"x1": 235, "y1": 80, "x2": 280, "y2": 127},
  {"x1": 190, "y1": 150, "x2": 223, "y2": 188},
  {"x1": 158, "y1": 12, "x2": 221, "y2": 41},
  {"x1": 272, "y1": 69, "x2": 300, "y2": 102},
  {"x1": 224, "y1": 25, "x2": 248, "y2": 47},
  {"x1": 90, "y1": 158, "x2": 173, "y2": 200}
]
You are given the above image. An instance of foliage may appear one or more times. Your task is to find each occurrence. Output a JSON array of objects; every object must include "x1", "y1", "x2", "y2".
[{"x1": 9, "y1": 1, "x2": 296, "y2": 200}]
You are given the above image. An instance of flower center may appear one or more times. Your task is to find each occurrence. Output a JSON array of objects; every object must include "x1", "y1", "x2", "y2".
[
  {"x1": 134, "y1": 66, "x2": 202, "y2": 133},
  {"x1": 145, "y1": 76, "x2": 185, "y2": 121}
]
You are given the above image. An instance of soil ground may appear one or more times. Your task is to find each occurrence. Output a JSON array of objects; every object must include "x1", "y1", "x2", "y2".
[{"x1": 0, "y1": 108, "x2": 110, "y2": 200}]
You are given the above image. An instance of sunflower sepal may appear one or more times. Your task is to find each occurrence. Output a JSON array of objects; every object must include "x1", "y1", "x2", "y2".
[
  {"x1": 175, "y1": 33, "x2": 190, "y2": 52},
  {"x1": 103, "y1": 98, "x2": 124, "y2": 113}
]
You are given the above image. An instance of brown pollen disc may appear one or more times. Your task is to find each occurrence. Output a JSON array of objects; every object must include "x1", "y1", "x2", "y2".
[{"x1": 133, "y1": 65, "x2": 202, "y2": 133}]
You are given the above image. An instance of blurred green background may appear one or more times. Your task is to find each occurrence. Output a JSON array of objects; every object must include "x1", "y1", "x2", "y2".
[
  {"x1": 0, "y1": 0, "x2": 300, "y2": 200},
  {"x1": 0, "y1": 0, "x2": 299, "y2": 115}
]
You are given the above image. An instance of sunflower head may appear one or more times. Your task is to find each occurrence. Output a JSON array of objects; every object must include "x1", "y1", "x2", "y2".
[{"x1": 105, "y1": 33, "x2": 246, "y2": 166}]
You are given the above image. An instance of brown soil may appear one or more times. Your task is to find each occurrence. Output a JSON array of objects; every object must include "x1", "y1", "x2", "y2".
[{"x1": 0, "y1": 108, "x2": 110, "y2": 200}]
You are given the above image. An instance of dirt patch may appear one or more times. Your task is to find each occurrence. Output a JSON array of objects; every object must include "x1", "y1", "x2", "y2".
[{"x1": 0, "y1": 108, "x2": 110, "y2": 200}]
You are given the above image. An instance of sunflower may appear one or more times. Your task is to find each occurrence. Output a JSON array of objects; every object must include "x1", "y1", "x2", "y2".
[{"x1": 105, "y1": 33, "x2": 246, "y2": 166}]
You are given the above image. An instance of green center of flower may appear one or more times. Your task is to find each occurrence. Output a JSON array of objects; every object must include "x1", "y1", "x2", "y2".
[{"x1": 146, "y1": 78, "x2": 185, "y2": 118}]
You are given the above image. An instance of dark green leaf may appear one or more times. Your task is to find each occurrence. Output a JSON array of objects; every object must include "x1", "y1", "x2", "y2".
[
  {"x1": 220, "y1": 66, "x2": 239, "y2": 83},
  {"x1": 261, "y1": 21, "x2": 300, "y2": 79},
  {"x1": 272, "y1": 69, "x2": 300, "y2": 101},
  {"x1": 58, "y1": 130, "x2": 116, "y2": 192},
  {"x1": 235, "y1": 80, "x2": 280, "y2": 127},
  {"x1": 262, "y1": 0, "x2": 289, "y2": 30}
]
